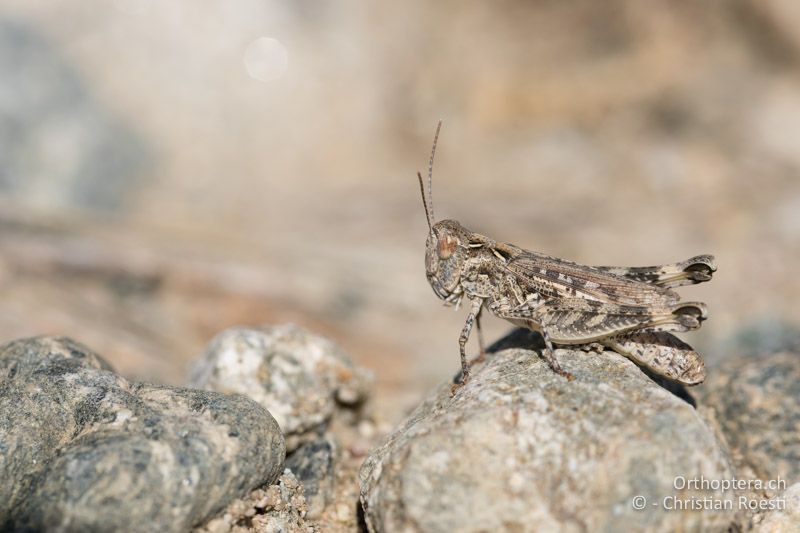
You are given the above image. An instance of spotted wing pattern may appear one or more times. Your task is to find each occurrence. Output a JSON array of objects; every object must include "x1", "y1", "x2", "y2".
[{"x1": 499, "y1": 245, "x2": 680, "y2": 307}]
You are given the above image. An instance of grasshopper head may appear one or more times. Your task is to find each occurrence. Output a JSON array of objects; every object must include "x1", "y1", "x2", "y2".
[
  {"x1": 425, "y1": 219, "x2": 469, "y2": 301},
  {"x1": 417, "y1": 121, "x2": 469, "y2": 302}
]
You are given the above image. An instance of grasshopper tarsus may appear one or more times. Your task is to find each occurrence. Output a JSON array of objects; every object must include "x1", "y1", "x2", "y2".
[
  {"x1": 470, "y1": 350, "x2": 488, "y2": 366},
  {"x1": 542, "y1": 352, "x2": 576, "y2": 381},
  {"x1": 579, "y1": 342, "x2": 605, "y2": 354},
  {"x1": 418, "y1": 122, "x2": 713, "y2": 387},
  {"x1": 450, "y1": 369, "x2": 470, "y2": 396}
]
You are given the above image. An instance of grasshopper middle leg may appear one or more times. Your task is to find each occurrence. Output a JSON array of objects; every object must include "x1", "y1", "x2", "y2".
[
  {"x1": 472, "y1": 305, "x2": 488, "y2": 364},
  {"x1": 540, "y1": 329, "x2": 576, "y2": 381}
]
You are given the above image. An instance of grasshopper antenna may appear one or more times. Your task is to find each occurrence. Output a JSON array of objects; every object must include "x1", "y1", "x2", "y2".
[
  {"x1": 427, "y1": 120, "x2": 442, "y2": 223},
  {"x1": 417, "y1": 120, "x2": 442, "y2": 231},
  {"x1": 418, "y1": 171, "x2": 434, "y2": 231}
]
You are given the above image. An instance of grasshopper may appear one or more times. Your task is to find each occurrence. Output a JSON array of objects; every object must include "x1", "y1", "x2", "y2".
[{"x1": 418, "y1": 122, "x2": 715, "y2": 387}]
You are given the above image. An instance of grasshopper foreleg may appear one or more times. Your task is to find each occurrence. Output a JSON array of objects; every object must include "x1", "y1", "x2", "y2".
[{"x1": 456, "y1": 298, "x2": 484, "y2": 386}]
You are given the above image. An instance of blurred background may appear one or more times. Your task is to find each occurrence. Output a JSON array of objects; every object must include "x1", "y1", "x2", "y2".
[{"x1": 1, "y1": 0, "x2": 798, "y2": 421}]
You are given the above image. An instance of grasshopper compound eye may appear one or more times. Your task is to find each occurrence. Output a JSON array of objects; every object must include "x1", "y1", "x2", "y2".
[{"x1": 437, "y1": 233, "x2": 457, "y2": 259}]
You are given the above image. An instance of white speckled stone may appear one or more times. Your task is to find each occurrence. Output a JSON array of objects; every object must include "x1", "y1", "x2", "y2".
[
  {"x1": 190, "y1": 324, "x2": 372, "y2": 451},
  {"x1": 360, "y1": 330, "x2": 738, "y2": 532}
]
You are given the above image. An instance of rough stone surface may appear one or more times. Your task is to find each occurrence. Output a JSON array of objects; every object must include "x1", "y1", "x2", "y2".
[
  {"x1": 0, "y1": 336, "x2": 285, "y2": 532},
  {"x1": 285, "y1": 437, "x2": 336, "y2": 519},
  {"x1": 753, "y1": 483, "x2": 800, "y2": 532},
  {"x1": 195, "y1": 471, "x2": 313, "y2": 533},
  {"x1": 359, "y1": 331, "x2": 738, "y2": 533},
  {"x1": 701, "y1": 350, "x2": 800, "y2": 485},
  {"x1": 189, "y1": 324, "x2": 372, "y2": 451}
]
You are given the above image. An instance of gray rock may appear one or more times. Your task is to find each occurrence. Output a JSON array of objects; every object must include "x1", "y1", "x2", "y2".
[
  {"x1": 702, "y1": 350, "x2": 800, "y2": 485},
  {"x1": 285, "y1": 437, "x2": 336, "y2": 519},
  {"x1": 717, "y1": 319, "x2": 800, "y2": 364},
  {"x1": 753, "y1": 482, "x2": 800, "y2": 532},
  {"x1": 189, "y1": 325, "x2": 372, "y2": 451},
  {"x1": 360, "y1": 332, "x2": 738, "y2": 533},
  {"x1": 0, "y1": 18, "x2": 151, "y2": 212},
  {"x1": 0, "y1": 336, "x2": 285, "y2": 532}
]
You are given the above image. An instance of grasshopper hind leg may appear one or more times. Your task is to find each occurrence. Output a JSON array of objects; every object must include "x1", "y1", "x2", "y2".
[{"x1": 603, "y1": 332, "x2": 706, "y2": 386}]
